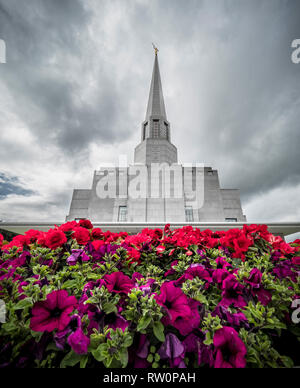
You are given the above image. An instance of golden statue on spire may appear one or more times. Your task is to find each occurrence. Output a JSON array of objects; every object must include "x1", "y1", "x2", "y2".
[{"x1": 152, "y1": 43, "x2": 159, "y2": 55}]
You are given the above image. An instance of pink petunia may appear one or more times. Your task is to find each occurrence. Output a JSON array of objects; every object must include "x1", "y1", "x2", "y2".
[
  {"x1": 103, "y1": 272, "x2": 134, "y2": 294},
  {"x1": 213, "y1": 326, "x2": 247, "y2": 368},
  {"x1": 155, "y1": 282, "x2": 191, "y2": 323},
  {"x1": 30, "y1": 290, "x2": 77, "y2": 332}
]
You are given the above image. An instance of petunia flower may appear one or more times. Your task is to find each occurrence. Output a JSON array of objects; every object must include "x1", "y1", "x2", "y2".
[
  {"x1": 68, "y1": 328, "x2": 90, "y2": 354},
  {"x1": 183, "y1": 333, "x2": 214, "y2": 367},
  {"x1": 103, "y1": 272, "x2": 134, "y2": 294},
  {"x1": 220, "y1": 275, "x2": 247, "y2": 308},
  {"x1": 87, "y1": 308, "x2": 128, "y2": 335},
  {"x1": 158, "y1": 333, "x2": 186, "y2": 368},
  {"x1": 155, "y1": 282, "x2": 191, "y2": 323},
  {"x1": 212, "y1": 305, "x2": 248, "y2": 329},
  {"x1": 130, "y1": 334, "x2": 151, "y2": 368},
  {"x1": 54, "y1": 314, "x2": 81, "y2": 350},
  {"x1": 44, "y1": 229, "x2": 67, "y2": 250},
  {"x1": 213, "y1": 326, "x2": 247, "y2": 368},
  {"x1": 30, "y1": 290, "x2": 77, "y2": 332},
  {"x1": 67, "y1": 249, "x2": 90, "y2": 266},
  {"x1": 171, "y1": 298, "x2": 201, "y2": 336},
  {"x1": 164, "y1": 260, "x2": 178, "y2": 277},
  {"x1": 245, "y1": 268, "x2": 262, "y2": 289},
  {"x1": 72, "y1": 226, "x2": 91, "y2": 245},
  {"x1": 156, "y1": 245, "x2": 166, "y2": 254},
  {"x1": 245, "y1": 268, "x2": 271, "y2": 306},
  {"x1": 174, "y1": 264, "x2": 212, "y2": 287}
]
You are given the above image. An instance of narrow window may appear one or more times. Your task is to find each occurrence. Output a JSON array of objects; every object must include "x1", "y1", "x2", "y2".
[
  {"x1": 118, "y1": 206, "x2": 128, "y2": 222},
  {"x1": 143, "y1": 122, "x2": 148, "y2": 140},
  {"x1": 225, "y1": 218, "x2": 238, "y2": 222},
  {"x1": 153, "y1": 119, "x2": 160, "y2": 138},
  {"x1": 185, "y1": 206, "x2": 194, "y2": 222},
  {"x1": 164, "y1": 122, "x2": 169, "y2": 139}
]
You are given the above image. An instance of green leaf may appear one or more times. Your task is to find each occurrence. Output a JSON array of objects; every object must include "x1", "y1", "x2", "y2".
[
  {"x1": 102, "y1": 302, "x2": 117, "y2": 314},
  {"x1": 60, "y1": 350, "x2": 82, "y2": 368},
  {"x1": 137, "y1": 315, "x2": 152, "y2": 331},
  {"x1": 13, "y1": 297, "x2": 33, "y2": 310},
  {"x1": 62, "y1": 280, "x2": 77, "y2": 289},
  {"x1": 123, "y1": 334, "x2": 133, "y2": 348},
  {"x1": 91, "y1": 343, "x2": 107, "y2": 362},
  {"x1": 119, "y1": 348, "x2": 129, "y2": 368},
  {"x1": 147, "y1": 354, "x2": 154, "y2": 363},
  {"x1": 153, "y1": 321, "x2": 165, "y2": 342},
  {"x1": 80, "y1": 355, "x2": 89, "y2": 368},
  {"x1": 203, "y1": 331, "x2": 213, "y2": 346}
]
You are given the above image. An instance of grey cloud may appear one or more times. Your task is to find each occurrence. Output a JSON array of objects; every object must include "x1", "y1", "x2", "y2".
[
  {"x1": 0, "y1": 0, "x2": 133, "y2": 155},
  {"x1": 0, "y1": 172, "x2": 35, "y2": 199}
]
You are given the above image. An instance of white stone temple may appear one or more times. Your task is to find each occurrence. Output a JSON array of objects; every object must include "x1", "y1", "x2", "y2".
[{"x1": 66, "y1": 50, "x2": 246, "y2": 223}]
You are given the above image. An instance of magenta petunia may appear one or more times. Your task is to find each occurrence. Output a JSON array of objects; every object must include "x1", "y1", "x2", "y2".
[
  {"x1": 87, "y1": 308, "x2": 129, "y2": 335},
  {"x1": 103, "y1": 271, "x2": 134, "y2": 294},
  {"x1": 171, "y1": 299, "x2": 201, "y2": 336},
  {"x1": 220, "y1": 275, "x2": 247, "y2": 308},
  {"x1": 68, "y1": 328, "x2": 90, "y2": 354},
  {"x1": 213, "y1": 326, "x2": 247, "y2": 368},
  {"x1": 155, "y1": 281, "x2": 191, "y2": 323},
  {"x1": 183, "y1": 333, "x2": 214, "y2": 367},
  {"x1": 30, "y1": 290, "x2": 77, "y2": 332},
  {"x1": 245, "y1": 268, "x2": 262, "y2": 289}
]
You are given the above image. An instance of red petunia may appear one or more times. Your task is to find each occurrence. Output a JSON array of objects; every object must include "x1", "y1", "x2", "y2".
[
  {"x1": 92, "y1": 228, "x2": 104, "y2": 240},
  {"x1": 72, "y1": 227, "x2": 91, "y2": 245},
  {"x1": 24, "y1": 229, "x2": 42, "y2": 245},
  {"x1": 45, "y1": 229, "x2": 67, "y2": 250},
  {"x1": 79, "y1": 219, "x2": 93, "y2": 230},
  {"x1": 59, "y1": 221, "x2": 78, "y2": 232},
  {"x1": 127, "y1": 248, "x2": 141, "y2": 264}
]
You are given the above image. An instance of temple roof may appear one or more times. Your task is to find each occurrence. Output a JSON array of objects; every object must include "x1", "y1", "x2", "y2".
[{"x1": 145, "y1": 53, "x2": 167, "y2": 121}]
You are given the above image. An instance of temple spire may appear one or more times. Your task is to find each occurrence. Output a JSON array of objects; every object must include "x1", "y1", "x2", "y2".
[
  {"x1": 134, "y1": 46, "x2": 178, "y2": 164},
  {"x1": 145, "y1": 47, "x2": 167, "y2": 121}
]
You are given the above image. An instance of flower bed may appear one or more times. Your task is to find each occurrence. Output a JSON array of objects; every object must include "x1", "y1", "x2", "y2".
[{"x1": 0, "y1": 221, "x2": 300, "y2": 368}]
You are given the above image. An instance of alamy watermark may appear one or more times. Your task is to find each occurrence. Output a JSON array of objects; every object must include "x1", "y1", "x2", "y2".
[
  {"x1": 0, "y1": 39, "x2": 6, "y2": 63},
  {"x1": 291, "y1": 299, "x2": 300, "y2": 324},
  {"x1": 0, "y1": 299, "x2": 6, "y2": 323},
  {"x1": 291, "y1": 39, "x2": 300, "y2": 64},
  {"x1": 95, "y1": 156, "x2": 205, "y2": 209}
]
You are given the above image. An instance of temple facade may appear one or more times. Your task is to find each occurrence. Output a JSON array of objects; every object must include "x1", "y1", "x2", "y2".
[{"x1": 66, "y1": 51, "x2": 246, "y2": 223}]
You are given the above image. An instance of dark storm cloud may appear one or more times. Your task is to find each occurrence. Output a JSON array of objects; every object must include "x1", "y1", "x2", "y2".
[
  {"x1": 0, "y1": 0, "x2": 131, "y2": 155},
  {"x1": 0, "y1": 172, "x2": 35, "y2": 198},
  {"x1": 161, "y1": 0, "x2": 300, "y2": 202}
]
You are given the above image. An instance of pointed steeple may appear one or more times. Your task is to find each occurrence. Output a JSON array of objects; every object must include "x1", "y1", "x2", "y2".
[
  {"x1": 134, "y1": 46, "x2": 178, "y2": 165},
  {"x1": 145, "y1": 52, "x2": 167, "y2": 121}
]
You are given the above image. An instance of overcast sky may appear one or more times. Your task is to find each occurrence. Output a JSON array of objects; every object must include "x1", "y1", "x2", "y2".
[{"x1": 0, "y1": 0, "x2": 299, "y2": 236}]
